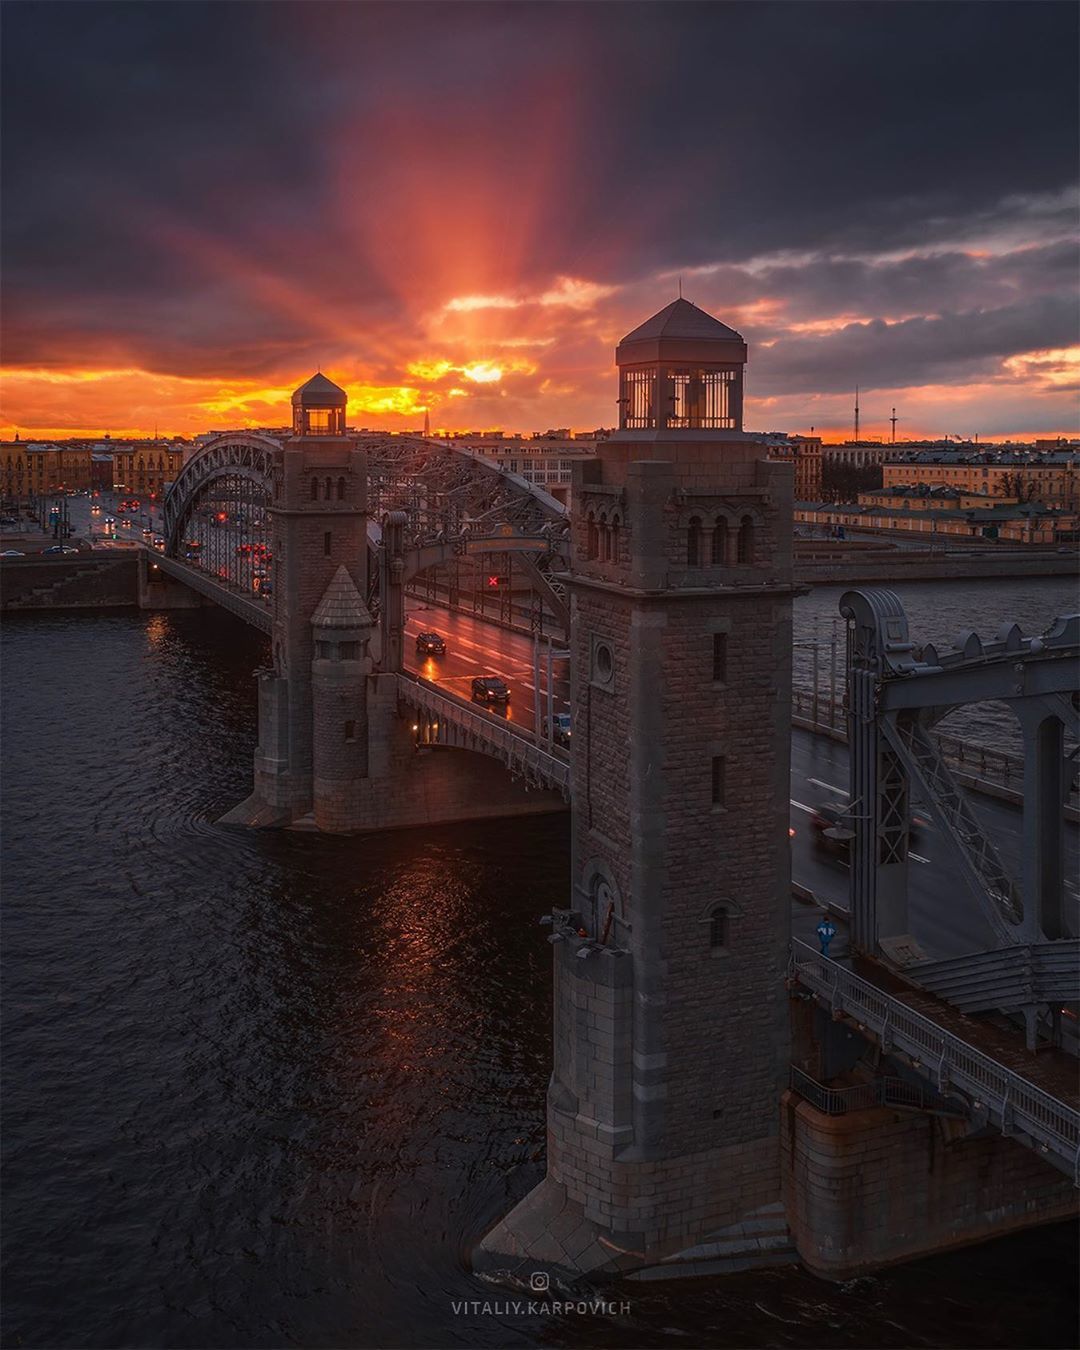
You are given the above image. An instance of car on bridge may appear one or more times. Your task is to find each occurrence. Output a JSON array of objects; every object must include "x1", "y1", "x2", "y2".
[
  {"x1": 1, "y1": 549, "x2": 26, "y2": 557},
  {"x1": 472, "y1": 676, "x2": 510, "y2": 705},
  {"x1": 545, "y1": 712, "x2": 572, "y2": 746},
  {"x1": 42, "y1": 545, "x2": 79, "y2": 556},
  {"x1": 416, "y1": 631, "x2": 446, "y2": 656}
]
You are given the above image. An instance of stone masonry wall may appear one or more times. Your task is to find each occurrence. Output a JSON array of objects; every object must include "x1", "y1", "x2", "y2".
[
  {"x1": 781, "y1": 1092, "x2": 1079, "y2": 1278},
  {"x1": 310, "y1": 677, "x2": 565, "y2": 833}
]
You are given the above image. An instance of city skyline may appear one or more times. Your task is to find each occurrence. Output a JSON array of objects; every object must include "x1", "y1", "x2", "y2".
[{"x1": 2, "y1": 2, "x2": 1078, "y2": 441}]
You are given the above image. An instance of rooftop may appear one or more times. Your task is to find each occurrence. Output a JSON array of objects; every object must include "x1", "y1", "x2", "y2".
[
  {"x1": 292, "y1": 372, "x2": 347, "y2": 406},
  {"x1": 619, "y1": 297, "x2": 744, "y2": 346}
]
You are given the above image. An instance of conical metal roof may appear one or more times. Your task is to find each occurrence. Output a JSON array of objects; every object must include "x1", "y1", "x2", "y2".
[
  {"x1": 620, "y1": 298, "x2": 744, "y2": 345},
  {"x1": 311, "y1": 565, "x2": 372, "y2": 630}
]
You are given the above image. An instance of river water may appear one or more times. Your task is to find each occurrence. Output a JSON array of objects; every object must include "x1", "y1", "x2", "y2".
[{"x1": 2, "y1": 580, "x2": 1077, "y2": 1349}]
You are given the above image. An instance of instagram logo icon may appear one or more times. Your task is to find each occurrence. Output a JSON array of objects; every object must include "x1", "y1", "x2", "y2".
[{"x1": 529, "y1": 1271, "x2": 550, "y2": 1294}]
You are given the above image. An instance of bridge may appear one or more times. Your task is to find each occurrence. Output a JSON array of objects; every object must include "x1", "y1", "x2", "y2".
[{"x1": 147, "y1": 307, "x2": 1078, "y2": 1281}]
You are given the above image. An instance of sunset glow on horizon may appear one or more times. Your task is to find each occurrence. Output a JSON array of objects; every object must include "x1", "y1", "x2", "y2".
[{"x1": 3, "y1": 4, "x2": 1077, "y2": 444}]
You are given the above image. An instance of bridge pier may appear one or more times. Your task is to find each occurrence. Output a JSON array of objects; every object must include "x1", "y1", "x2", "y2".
[
  {"x1": 782, "y1": 1092, "x2": 1077, "y2": 1279},
  {"x1": 137, "y1": 551, "x2": 205, "y2": 611}
]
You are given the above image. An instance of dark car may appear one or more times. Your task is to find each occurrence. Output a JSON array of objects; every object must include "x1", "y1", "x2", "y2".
[
  {"x1": 415, "y1": 631, "x2": 446, "y2": 656},
  {"x1": 471, "y1": 676, "x2": 510, "y2": 704},
  {"x1": 42, "y1": 544, "x2": 79, "y2": 555}
]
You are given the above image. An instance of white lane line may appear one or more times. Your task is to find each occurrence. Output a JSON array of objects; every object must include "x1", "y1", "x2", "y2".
[
  {"x1": 808, "y1": 777, "x2": 848, "y2": 797},
  {"x1": 910, "y1": 852, "x2": 931, "y2": 864},
  {"x1": 790, "y1": 799, "x2": 818, "y2": 814}
]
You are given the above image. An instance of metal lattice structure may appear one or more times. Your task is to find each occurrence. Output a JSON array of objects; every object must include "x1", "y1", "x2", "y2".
[
  {"x1": 162, "y1": 435, "x2": 277, "y2": 606},
  {"x1": 840, "y1": 588, "x2": 1079, "y2": 1040},
  {"x1": 161, "y1": 432, "x2": 571, "y2": 633},
  {"x1": 359, "y1": 435, "x2": 569, "y2": 545}
]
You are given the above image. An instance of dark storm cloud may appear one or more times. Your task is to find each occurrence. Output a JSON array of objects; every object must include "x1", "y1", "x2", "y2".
[
  {"x1": 752, "y1": 293, "x2": 1079, "y2": 395},
  {"x1": 1, "y1": 0, "x2": 1077, "y2": 427}
]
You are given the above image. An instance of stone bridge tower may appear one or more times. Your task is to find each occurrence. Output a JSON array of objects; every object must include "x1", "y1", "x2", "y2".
[
  {"x1": 244, "y1": 373, "x2": 369, "y2": 824},
  {"x1": 480, "y1": 299, "x2": 796, "y2": 1277}
]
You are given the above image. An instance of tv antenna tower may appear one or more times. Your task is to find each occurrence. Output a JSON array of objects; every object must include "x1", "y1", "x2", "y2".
[
  {"x1": 889, "y1": 407, "x2": 899, "y2": 443},
  {"x1": 854, "y1": 385, "x2": 860, "y2": 442}
]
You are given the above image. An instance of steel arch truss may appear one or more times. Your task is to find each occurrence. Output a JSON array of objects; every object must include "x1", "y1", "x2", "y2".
[
  {"x1": 162, "y1": 435, "x2": 277, "y2": 606},
  {"x1": 358, "y1": 435, "x2": 569, "y2": 550},
  {"x1": 164, "y1": 435, "x2": 278, "y2": 555}
]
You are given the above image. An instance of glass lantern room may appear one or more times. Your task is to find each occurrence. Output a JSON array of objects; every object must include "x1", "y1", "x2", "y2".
[
  {"x1": 292, "y1": 373, "x2": 348, "y2": 436},
  {"x1": 615, "y1": 299, "x2": 747, "y2": 432}
]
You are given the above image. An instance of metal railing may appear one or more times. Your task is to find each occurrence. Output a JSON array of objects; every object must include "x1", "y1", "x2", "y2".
[
  {"x1": 789, "y1": 938, "x2": 1080, "y2": 1180},
  {"x1": 789, "y1": 688, "x2": 1078, "y2": 810},
  {"x1": 152, "y1": 550, "x2": 272, "y2": 634},
  {"x1": 789, "y1": 1065, "x2": 954, "y2": 1115},
  {"x1": 396, "y1": 674, "x2": 570, "y2": 796}
]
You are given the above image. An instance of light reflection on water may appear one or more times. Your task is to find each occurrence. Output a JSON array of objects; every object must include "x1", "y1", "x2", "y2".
[{"x1": 1, "y1": 595, "x2": 1076, "y2": 1349}]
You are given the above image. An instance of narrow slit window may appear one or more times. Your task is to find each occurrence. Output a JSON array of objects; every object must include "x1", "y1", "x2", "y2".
[
  {"x1": 323, "y1": 531, "x2": 332, "y2": 556},
  {"x1": 709, "y1": 905, "x2": 729, "y2": 949},
  {"x1": 344, "y1": 720, "x2": 356, "y2": 742},
  {"x1": 711, "y1": 754, "x2": 726, "y2": 806},
  {"x1": 712, "y1": 633, "x2": 728, "y2": 683}
]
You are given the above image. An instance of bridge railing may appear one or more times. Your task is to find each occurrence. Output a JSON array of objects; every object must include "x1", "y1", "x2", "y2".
[
  {"x1": 789, "y1": 1065, "x2": 958, "y2": 1116},
  {"x1": 150, "y1": 549, "x2": 272, "y2": 634},
  {"x1": 789, "y1": 939, "x2": 1080, "y2": 1180},
  {"x1": 790, "y1": 688, "x2": 1077, "y2": 811},
  {"x1": 395, "y1": 674, "x2": 570, "y2": 797}
]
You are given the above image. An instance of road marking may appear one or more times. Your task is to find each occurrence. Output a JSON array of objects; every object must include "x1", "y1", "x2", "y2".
[
  {"x1": 808, "y1": 778, "x2": 848, "y2": 796},
  {"x1": 790, "y1": 799, "x2": 818, "y2": 814},
  {"x1": 910, "y1": 852, "x2": 931, "y2": 864}
]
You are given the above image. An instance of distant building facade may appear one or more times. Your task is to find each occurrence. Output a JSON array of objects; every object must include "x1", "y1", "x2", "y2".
[
  {"x1": 110, "y1": 443, "x2": 187, "y2": 497},
  {"x1": 759, "y1": 433, "x2": 823, "y2": 499},
  {"x1": 881, "y1": 450, "x2": 1079, "y2": 511}
]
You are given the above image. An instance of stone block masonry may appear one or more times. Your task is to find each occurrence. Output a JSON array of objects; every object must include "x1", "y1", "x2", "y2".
[
  {"x1": 479, "y1": 298, "x2": 800, "y2": 1280},
  {"x1": 781, "y1": 1092, "x2": 1079, "y2": 1278}
]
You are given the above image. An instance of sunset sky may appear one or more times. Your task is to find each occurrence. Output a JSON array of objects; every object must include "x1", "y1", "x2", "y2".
[{"x1": 2, "y1": 1, "x2": 1077, "y2": 442}]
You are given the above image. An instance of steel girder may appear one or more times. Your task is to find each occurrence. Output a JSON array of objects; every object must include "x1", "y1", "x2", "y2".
[{"x1": 840, "y1": 588, "x2": 1080, "y2": 959}]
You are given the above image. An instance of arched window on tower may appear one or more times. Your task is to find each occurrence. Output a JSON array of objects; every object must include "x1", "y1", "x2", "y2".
[
  {"x1": 324, "y1": 476, "x2": 333, "y2": 501},
  {"x1": 711, "y1": 517, "x2": 728, "y2": 565},
  {"x1": 599, "y1": 511, "x2": 610, "y2": 561},
  {"x1": 337, "y1": 476, "x2": 346, "y2": 501},
  {"x1": 687, "y1": 516, "x2": 702, "y2": 567},
  {"x1": 610, "y1": 514, "x2": 621, "y2": 564},
  {"x1": 737, "y1": 514, "x2": 754, "y2": 564},
  {"x1": 708, "y1": 903, "x2": 730, "y2": 950},
  {"x1": 311, "y1": 477, "x2": 319, "y2": 501},
  {"x1": 586, "y1": 511, "x2": 599, "y2": 560}
]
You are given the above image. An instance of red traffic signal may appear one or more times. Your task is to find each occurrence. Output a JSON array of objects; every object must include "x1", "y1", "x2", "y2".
[{"x1": 487, "y1": 574, "x2": 500, "y2": 588}]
